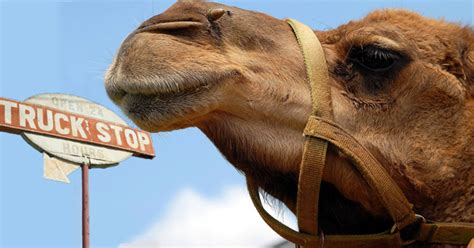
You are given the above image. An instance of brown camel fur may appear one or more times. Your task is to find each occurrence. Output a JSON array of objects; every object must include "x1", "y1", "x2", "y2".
[{"x1": 105, "y1": 0, "x2": 474, "y2": 238}]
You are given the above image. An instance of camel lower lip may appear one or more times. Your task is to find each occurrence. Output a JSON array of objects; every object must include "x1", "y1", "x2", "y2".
[
  {"x1": 121, "y1": 93, "x2": 171, "y2": 115},
  {"x1": 122, "y1": 82, "x2": 212, "y2": 100},
  {"x1": 119, "y1": 83, "x2": 213, "y2": 118},
  {"x1": 107, "y1": 77, "x2": 213, "y2": 106},
  {"x1": 121, "y1": 93, "x2": 152, "y2": 111},
  {"x1": 119, "y1": 87, "x2": 213, "y2": 132}
]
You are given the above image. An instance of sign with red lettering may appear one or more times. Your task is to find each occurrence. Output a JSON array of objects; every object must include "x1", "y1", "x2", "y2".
[{"x1": 0, "y1": 94, "x2": 155, "y2": 165}]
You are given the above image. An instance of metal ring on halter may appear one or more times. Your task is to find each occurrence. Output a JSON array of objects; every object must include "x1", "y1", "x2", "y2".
[
  {"x1": 390, "y1": 214, "x2": 427, "y2": 245},
  {"x1": 320, "y1": 229, "x2": 325, "y2": 248}
]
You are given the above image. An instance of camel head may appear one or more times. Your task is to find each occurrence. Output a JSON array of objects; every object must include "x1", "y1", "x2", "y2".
[{"x1": 106, "y1": 0, "x2": 473, "y2": 234}]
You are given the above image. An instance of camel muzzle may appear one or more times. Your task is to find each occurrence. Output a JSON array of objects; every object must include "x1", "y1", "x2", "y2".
[{"x1": 246, "y1": 19, "x2": 474, "y2": 248}]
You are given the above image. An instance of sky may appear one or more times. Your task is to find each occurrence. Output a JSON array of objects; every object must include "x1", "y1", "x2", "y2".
[{"x1": 0, "y1": 0, "x2": 472, "y2": 247}]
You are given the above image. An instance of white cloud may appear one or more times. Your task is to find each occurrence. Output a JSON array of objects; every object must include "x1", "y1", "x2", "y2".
[{"x1": 119, "y1": 186, "x2": 296, "y2": 248}]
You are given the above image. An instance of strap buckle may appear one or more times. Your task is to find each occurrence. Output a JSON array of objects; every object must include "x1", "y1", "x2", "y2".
[
  {"x1": 294, "y1": 230, "x2": 324, "y2": 248},
  {"x1": 390, "y1": 214, "x2": 426, "y2": 246}
]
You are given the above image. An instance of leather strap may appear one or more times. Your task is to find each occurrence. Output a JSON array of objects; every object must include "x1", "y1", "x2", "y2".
[
  {"x1": 287, "y1": 18, "x2": 331, "y2": 237},
  {"x1": 247, "y1": 178, "x2": 405, "y2": 248},
  {"x1": 296, "y1": 137, "x2": 327, "y2": 237},
  {"x1": 417, "y1": 222, "x2": 474, "y2": 245},
  {"x1": 286, "y1": 19, "x2": 332, "y2": 118},
  {"x1": 247, "y1": 178, "x2": 474, "y2": 247}
]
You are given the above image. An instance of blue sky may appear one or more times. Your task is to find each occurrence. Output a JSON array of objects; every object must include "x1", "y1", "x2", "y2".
[{"x1": 1, "y1": 0, "x2": 472, "y2": 247}]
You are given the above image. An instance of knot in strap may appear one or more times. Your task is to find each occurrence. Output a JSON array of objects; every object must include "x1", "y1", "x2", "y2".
[{"x1": 304, "y1": 116, "x2": 417, "y2": 230}]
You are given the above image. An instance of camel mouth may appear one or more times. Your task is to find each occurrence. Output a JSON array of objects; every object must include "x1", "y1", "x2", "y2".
[
  {"x1": 105, "y1": 76, "x2": 213, "y2": 105},
  {"x1": 105, "y1": 70, "x2": 223, "y2": 132},
  {"x1": 104, "y1": 65, "x2": 222, "y2": 104}
]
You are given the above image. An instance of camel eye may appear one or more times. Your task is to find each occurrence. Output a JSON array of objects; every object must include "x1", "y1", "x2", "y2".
[{"x1": 348, "y1": 45, "x2": 400, "y2": 72}]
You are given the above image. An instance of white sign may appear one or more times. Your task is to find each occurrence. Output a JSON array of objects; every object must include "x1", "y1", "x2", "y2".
[{"x1": 21, "y1": 94, "x2": 135, "y2": 167}]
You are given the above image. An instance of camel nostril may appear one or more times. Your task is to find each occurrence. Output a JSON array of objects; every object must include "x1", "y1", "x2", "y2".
[
  {"x1": 207, "y1": 8, "x2": 226, "y2": 22},
  {"x1": 138, "y1": 21, "x2": 203, "y2": 33}
]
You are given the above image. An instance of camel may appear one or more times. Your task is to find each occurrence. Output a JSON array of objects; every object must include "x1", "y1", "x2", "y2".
[{"x1": 104, "y1": 0, "x2": 473, "y2": 245}]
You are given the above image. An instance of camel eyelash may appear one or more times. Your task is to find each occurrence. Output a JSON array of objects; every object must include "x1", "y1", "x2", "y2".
[{"x1": 347, "y1": 45, "x2": 401, "y2": 72}]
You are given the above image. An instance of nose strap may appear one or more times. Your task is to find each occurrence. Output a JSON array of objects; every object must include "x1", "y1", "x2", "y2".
[{"x1": 286, "y1": 19, "x2": 332, "y2": 118}]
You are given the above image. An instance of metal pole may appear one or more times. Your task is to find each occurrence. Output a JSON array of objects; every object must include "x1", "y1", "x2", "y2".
[{"x1": 82, "y1": 162, "x2": 90, "y2": 248}]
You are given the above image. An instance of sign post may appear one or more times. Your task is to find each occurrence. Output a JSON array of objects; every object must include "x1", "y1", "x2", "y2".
[
  {"x1": 82, "y1": 161, "x2": 90, "y2": 248},
  {"x1": 0, "y1": 94, "x2": 155, "y2": 248}
]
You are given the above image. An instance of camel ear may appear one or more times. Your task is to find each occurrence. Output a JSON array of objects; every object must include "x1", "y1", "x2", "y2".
[{"x1": 464, "y1": 49, "x2": 474, "y2": 97}]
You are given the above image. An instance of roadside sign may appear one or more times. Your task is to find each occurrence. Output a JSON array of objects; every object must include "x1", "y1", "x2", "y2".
[{"x1": 0, "y1": 94, "x2": 155, "y2": 166}]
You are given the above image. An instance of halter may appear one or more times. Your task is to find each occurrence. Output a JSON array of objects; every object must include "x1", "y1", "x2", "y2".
[{"x1": 246, "y1": 19, "x2": 474, "y2": 248}]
